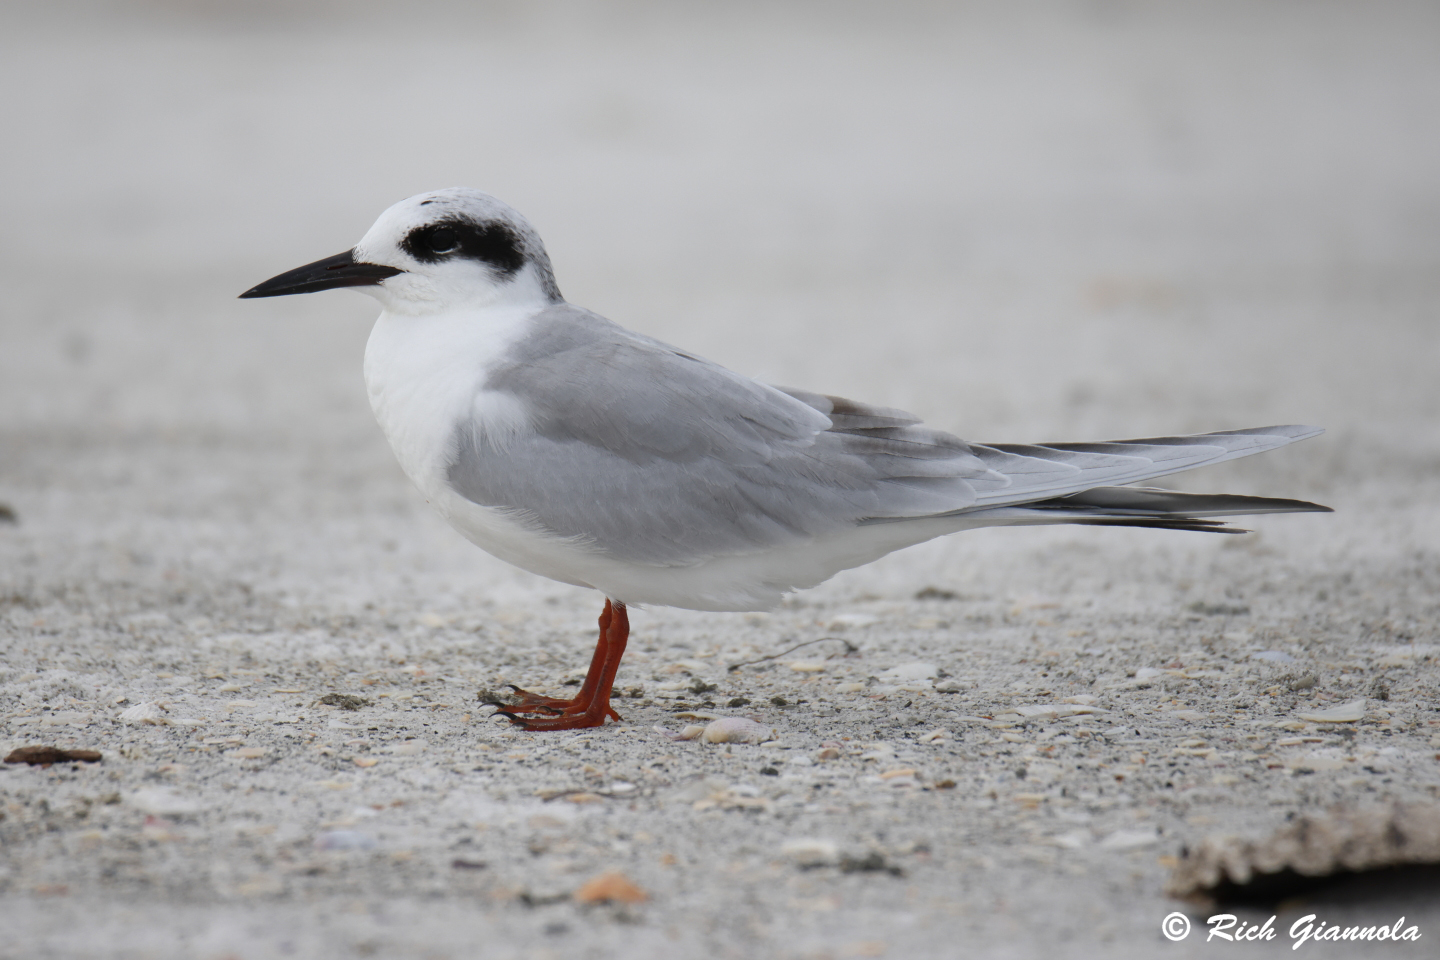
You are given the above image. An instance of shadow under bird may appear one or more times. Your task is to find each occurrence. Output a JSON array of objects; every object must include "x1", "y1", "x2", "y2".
[{"x1": 241, "y1": 188, "x2": 1330, "y2": 731}]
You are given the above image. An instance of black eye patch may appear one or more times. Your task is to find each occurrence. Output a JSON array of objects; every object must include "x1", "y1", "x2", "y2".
[{"x1": 400, "y1": 218, "x2": 526, "y2": 277}]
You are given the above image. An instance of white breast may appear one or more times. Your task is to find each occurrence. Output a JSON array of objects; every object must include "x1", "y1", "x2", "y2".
[
  {"x1": 362, "y1": 299, "x2": 617, "y2": 590},
  {"x1": 363, "y1": 302, "x2": 536, "y2": 504}
]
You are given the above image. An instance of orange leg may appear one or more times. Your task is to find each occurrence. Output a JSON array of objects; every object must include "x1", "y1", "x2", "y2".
[
  {"x1": 490, "y1": 600, "x2": 628, "y2": 730},
  {"x1": 498, "y1": 601, "x2": 614, "y2": 715}
]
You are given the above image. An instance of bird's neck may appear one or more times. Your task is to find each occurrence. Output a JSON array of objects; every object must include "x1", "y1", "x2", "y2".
[{"x1": 362, "y1": 299, "x2": 542, "y2": 501}]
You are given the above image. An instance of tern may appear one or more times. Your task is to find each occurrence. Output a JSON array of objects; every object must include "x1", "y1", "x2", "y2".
[{"x1": 241, "y1": 188, "x2": 1330, "y2": 731}]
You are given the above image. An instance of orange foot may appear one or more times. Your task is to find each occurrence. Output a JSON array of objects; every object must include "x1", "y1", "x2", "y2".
[
  {"x1": 485, "y1": 684, "x2": 622, "y2": 722},
  {"x1": 488, "y1": 599, "x2": 629, "y2": 731}
]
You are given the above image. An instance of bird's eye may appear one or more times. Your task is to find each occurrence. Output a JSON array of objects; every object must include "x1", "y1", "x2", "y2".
[{"x1": 426, "y1": 227, "x2": 458, "y2": 254}]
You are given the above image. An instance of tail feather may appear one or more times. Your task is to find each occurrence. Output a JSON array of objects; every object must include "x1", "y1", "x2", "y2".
[
  {"x1": 1045, "y1": 486, "x2": 1331, "y2": 518},
  {"x1": 964, "y1": 425, "x2": 1325, "y2": 507},
  {"x1": 957, "y1": 485, "x2": 1332, "y2": 534}
]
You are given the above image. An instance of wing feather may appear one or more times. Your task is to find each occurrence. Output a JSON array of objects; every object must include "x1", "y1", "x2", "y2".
[{"x1": 447, "y1": 304, "x2": 1323, "y2": 565}]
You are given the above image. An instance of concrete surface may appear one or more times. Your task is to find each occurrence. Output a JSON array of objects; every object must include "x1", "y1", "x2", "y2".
[{"x1": 2, "y1": 2, "x2": 1438, "y2": 958}]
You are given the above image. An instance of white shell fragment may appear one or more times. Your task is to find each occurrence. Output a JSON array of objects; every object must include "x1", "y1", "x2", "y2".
[
  {"x1": 701, "y1": 717, "x2": 776, "y2": 743},
  {"x1": 1099, "y1": 827, "x2": 1159, "y2": 849},
  {"x1": 1297, "y1": 700, "x2": 1367, "y2": 723},
  {"x1": 658, "y1": 724, "x2": 708, "y2": 741},
  {"x1": 118, "y1": 702, "x2": 169, "y2": 725},
  {"x1": 878, "y1": 663, "x2": 938, "y2": 682},
  {"x1": 993, "y1": 703, "x2": 1106, "y2": 722},
  {"x1": 657, "y1": 717, "x2": 777, "y2": 743},
  {"x1": 127, "y1": 788, "x2": 202, "y2": 816},
  {"x1": 829, "y1": 612, "x2": 879, "y2": 629},
  {"x1": 781, "y1": 838, "x2": 840, "y2": 867}
]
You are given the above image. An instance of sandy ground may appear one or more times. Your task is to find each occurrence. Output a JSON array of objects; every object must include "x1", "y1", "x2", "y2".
[{"x1": 2, "y1": 2, "x2": 1439, "y2": 957}]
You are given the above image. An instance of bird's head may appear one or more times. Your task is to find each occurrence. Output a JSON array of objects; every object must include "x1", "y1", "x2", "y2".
[{"x1": 240, "y1": 188, "x2": 562, "y2": 314}]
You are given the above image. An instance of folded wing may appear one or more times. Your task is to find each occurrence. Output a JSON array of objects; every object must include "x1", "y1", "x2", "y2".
[{"x1": 449, "y1": 304, "x2": 1327, "y2": 565}]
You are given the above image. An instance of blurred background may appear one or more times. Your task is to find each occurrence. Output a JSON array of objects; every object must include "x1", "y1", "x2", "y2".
[{"x1": 2, "y1": 0, "x2": 1437, "y2": 608}]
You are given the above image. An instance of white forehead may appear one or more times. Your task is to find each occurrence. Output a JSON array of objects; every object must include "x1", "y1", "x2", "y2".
[{"x1": 356, "y1": 187, "x2": 534, "y2": 250}]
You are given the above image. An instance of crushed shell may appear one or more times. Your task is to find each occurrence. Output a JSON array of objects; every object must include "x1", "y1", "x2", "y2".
[{"x1": 573, "y1": 870, "x2": 648, "y2": 904}]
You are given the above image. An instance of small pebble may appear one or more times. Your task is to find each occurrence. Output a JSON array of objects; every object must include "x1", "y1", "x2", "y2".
[
  {"x1": 451, "y1": 858, "x2": 487, "y2": 870},
  {"x1": 318, "y1": 694, "x2": 371, "y2": 710},
  {"x1": 839, "y1": 852, "x2": 903, "y2": 876}
]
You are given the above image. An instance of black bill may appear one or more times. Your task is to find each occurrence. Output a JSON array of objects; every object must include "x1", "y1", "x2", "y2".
[{"x1": 239, "y1": 249, "x2": 405, "y2": 298}]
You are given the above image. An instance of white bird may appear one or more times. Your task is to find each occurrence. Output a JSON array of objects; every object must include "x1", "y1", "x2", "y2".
[{"x1": 241, "y1": 188, "x2": 1329, "y2": 731}]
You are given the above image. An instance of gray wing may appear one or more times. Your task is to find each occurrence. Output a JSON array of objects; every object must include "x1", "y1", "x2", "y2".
[
  {"x1": 450, "y1": 305, "x2": 991, "y2": 564},
  {"x1": 449, "y1": 304, "x2": 1321, "y2": 564}
]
